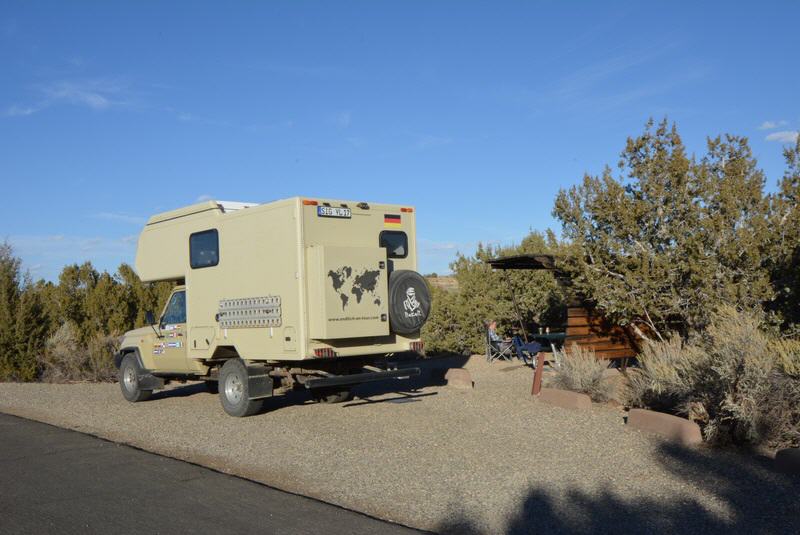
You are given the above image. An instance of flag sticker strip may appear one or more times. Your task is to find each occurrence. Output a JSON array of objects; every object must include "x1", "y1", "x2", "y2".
[{"x1": 384, "y1": 214, "x2": 402, "y2": 228}]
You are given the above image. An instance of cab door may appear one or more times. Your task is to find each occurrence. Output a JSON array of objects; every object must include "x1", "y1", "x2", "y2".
[{"x1": 155, "y1": 289, "x2": 190, "y2": 372}]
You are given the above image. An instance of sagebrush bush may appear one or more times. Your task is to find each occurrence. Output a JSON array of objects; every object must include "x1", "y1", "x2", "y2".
[
  {"x1": 549, "y1": 344, "x2": 613, "y2": 402},
  {"x1": 38, "y1": 322, "x2": 83, "y2": 382},
  {"x1": 771, "y1": 338, "x2": 800, "y2": 377},
  {"x1": 38, "y1": 322, "x2": 118, "y2": 382},
  {"x1": 626, "y1": 336, "x2": 696, "y2": 412},
  {"x1": 691, "y1": 307, "x2": 776, "y2": 447},
  {"x1": 85, "y1": 334, "x2": 119, "y2": 382},
  {"x1": 629, "y1": 306, "x2": 800, "y2": 449}
]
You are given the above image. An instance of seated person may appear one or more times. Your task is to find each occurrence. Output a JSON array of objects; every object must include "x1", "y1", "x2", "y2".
[{"x1": 487, "y1": 320, "x2": 512, "y2": 353}]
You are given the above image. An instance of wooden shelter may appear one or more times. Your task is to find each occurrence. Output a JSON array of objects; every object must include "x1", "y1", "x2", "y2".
[{"x1": 486, "y1": 254, "x2": 640, "y2": 361}]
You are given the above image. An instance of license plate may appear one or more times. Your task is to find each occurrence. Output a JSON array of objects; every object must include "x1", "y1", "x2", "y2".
[{"x1": 317, "y1": 206, "x2": 352, "y2": 219}]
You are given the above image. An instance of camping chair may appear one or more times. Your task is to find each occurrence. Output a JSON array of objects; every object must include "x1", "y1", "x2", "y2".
[
  {"x1": 512, "y1": 336, "x2": 542, "y2": 367},
  {"x1": 485, "y1": 325, "x2": 514, "y2": 363}
]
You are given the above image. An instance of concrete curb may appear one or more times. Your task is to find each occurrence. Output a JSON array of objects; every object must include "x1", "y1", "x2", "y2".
[
  {"x1": 535, "y1": 388, "x2": 592, "y2": 410},
  {"x1": 444, "y1": 368, "x2": 474, "y2": 389},
  {"x1": 775, "y1": 448, "x2": 800, "y2": 475},
  {"x1": 626, "y1": 408, "x2": 703, "y2": 446}
]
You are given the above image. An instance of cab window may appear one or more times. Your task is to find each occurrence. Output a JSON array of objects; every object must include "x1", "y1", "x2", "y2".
[
  {"x1": 190, "y1": 229, "x2": 219, "y2": 268},
  {"x1": 379, "y1": 231, "x2": 408, "y2": 258},
  {"x1": 162, "y1": 291, "x2": 186, "y2": 325}
]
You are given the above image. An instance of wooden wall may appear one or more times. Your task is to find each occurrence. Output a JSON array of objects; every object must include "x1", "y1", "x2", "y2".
[{"x1": 565, "y1": 307, "x2": 639, "y2": 359}]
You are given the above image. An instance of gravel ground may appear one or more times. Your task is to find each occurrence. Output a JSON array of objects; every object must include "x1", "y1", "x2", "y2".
[{"x1": 1, "y1": 356, "x2": 798, "y2": 534}]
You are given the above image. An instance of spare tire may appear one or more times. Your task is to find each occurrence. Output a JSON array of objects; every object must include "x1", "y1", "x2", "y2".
[{"x1": 387, "y1": 270, "x2": 432, "y2": 335}]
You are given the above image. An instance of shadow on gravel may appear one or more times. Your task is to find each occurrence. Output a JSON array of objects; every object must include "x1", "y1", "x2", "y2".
[
  {"x1": 149, "y1": 382, "x2": 209, "y2": 400},
  {"x1": 145, "y1": 353, "x2": 472, "y2": 413},
  {"x1": 350, "y1": 352, "x2": 471, "y2": 403},
  {"x1": 436, "y1": 441, "x2": 800, "y2": 534},
  {"x1": 343, "y1": 391, "x2": 438, "y2": 408}
]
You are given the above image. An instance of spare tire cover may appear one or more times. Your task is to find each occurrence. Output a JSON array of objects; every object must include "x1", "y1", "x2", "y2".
[{"x1": 387, "y1": 270, "x2": 432, "y2": 335}]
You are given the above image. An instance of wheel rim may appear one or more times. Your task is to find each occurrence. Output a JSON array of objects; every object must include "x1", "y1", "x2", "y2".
[
  {"x1": 225, "y1": 373, "x2": 244, "y2": 404},
  {"x1": 123, "y1": 366, "x2": 137, "y2": 392}
]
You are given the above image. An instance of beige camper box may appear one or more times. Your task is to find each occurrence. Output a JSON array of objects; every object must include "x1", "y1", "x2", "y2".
[{"x1": 115, "y1": 197, "x2": 431, "y2": 416}]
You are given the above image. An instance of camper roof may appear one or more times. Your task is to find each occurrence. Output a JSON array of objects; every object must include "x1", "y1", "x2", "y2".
[{"x1": 146, "y1": 200, "x2": 259, "y2": 225}]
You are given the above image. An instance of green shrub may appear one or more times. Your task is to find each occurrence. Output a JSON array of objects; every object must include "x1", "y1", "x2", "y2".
[
  {"x1": 422, "y1": 286, "x2": 473, "y2": 355},
  {"x1": 549, "y1": 344, "x2": 613, "y2": 402}
]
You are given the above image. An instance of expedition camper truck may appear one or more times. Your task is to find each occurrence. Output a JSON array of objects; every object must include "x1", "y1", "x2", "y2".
[{"x1": 115, "y1": 197, "x2": 431, "y2": 416}]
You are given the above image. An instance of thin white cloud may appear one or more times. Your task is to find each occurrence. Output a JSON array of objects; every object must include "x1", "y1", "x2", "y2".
[
  {"x1": 766, "y1": 130, "x2": 799, "y2": 143},
  {"x1": 8, "y1": 234, "x2": 139, "y2": 281},
  {"x1": 196, "y1": 194, "x2": 214, "y2": 202},
  {"x1": 419, "y1": 239, "x2": 459, "y2": 253},
  {"x1": 4, "y1": 77, "x2": 132, "y2": 117},
  {"x1": 759, "y1": 120, "x2": 788, "y2": 130},
  {"x1": 4, "y1": 105, "x2": 39, "y2": 117},
  {"x1": 92, "y1": 212, "x2": 146, "y2": 225},
  {"x1": 9, "y1": 234, "x2": 137, "y2": 261},
  {"x1": 42, "y1": 79, "x2": 126, "y2": 110}
]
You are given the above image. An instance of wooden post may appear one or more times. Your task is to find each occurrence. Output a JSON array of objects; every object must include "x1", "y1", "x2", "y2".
[{"x1": 531, "y1": 352, "x2": 546, "y2": 395}]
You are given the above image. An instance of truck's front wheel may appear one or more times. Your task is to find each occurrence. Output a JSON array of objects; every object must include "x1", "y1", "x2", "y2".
[
  {"x1": 119, "y1": 354, "x2": 153, "y2": 402},
  {"x1": 219, "y1": 359, "x2": 265, "y2": 417}
]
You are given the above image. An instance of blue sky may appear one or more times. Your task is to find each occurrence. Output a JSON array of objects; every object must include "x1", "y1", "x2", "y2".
[{"x1": 1, "y1": 1, "x2": 798, "y2": 281}]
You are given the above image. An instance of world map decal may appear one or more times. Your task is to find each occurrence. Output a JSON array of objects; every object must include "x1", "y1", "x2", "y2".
[{"x1": 328, "y1": 266, "x2": 382, "y2": 310}]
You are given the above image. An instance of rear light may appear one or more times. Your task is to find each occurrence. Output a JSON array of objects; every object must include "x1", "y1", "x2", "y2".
[
  {"x1": 313, "y1": 347, "x2": 338, "y2": 358},
  {"x1": 410, "y1": 341, "x2": 424, "y2": 354},
  {"x1": 302, "y1": 199, "x2": 318, "y2": 206},
  {"x1": 400, "y1": 207, "x2": 414, "y2": 213}
]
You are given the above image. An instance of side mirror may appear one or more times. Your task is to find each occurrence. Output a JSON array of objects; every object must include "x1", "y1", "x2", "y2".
[{"x1": 145, "y1": 310, "x2": 155, "y2": 325}]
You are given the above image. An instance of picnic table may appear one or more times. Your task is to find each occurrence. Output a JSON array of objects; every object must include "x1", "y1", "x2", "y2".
[{"x1": 530, "y1": 331, "x2": 566, "y2": 352}]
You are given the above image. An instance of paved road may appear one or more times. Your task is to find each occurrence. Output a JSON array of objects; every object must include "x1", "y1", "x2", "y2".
[{"x1": 0, "y1": 413, "x2": 422, "y2": 535}]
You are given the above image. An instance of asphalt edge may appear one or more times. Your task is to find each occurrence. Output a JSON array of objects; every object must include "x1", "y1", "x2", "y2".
[{"x1": 0, "y1": 410, "x2": 431, "y2": 534}]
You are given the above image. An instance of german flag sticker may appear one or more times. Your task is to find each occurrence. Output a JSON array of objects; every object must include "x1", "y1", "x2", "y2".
[{"x1": 384, "y1": 214, "x2": 402, "y2": 228}]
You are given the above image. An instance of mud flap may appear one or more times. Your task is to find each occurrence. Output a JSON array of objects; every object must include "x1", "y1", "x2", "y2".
[
  {"x1": 138, "y1": 373, "x2": 165, "y2": 390},
  {"x1": 247, "y1": 364, "x2": 273, "y2": 400}
]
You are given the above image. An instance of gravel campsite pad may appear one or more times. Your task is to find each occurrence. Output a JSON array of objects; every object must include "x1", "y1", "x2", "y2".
[{"x1": 1, "y1": 356, "x2": 797, "y2": 533}]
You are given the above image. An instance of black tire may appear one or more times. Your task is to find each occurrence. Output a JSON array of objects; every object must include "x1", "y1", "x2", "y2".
[
  {"x1": 218, "y1": 359, "x2": 265, "y2": 417},
  {"x1": 118, "y1": 354, "x2": 153, "y2": 402},
  {"x1": 313, "y1": 387, "x2": 353, "y2": 404},
  {"x1": 204, "y1": 380, "x2": 219, "y2": 394},
  {"x1": 387, "y1": 270, "x2": 432, "y2": 335}
]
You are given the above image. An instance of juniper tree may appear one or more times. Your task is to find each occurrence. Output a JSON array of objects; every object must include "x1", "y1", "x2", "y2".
[
  {"x1": 553, "y1": 119, "x2": 773, "y2": 340},
  {"x1": 13, "y1": 279, "x2": 48, "y2": 380},
  {"x1": 0, "y1": 243, "x2": 21, "y2": 378},
  {"x1": 768, "y1": 137, "x2": 800, "y2": 332}
]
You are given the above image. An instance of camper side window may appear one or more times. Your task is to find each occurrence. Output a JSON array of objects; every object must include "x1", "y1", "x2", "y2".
[
  {"x1": 190, "y1": 229, "x2": 219, "y2": 269},
  {"x1": 379, "y1": 231, "x2": 408, "y2": 259}
]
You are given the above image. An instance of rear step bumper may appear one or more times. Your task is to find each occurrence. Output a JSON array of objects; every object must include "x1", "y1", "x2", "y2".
[{"x1": 305, "y1": 368, "x2": 420, "y2": 390}]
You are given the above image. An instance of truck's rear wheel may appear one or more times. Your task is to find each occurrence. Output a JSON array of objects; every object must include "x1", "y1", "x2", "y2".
[
  {"x1": 313, "y1": 387, "x2": 353, "y2": 404},
  {"x1": 219, "y1": 359, "x2": 265, "y2": 417},
  {"x1": 118, "y1": 354, "x2": 153, "y2": 402}
]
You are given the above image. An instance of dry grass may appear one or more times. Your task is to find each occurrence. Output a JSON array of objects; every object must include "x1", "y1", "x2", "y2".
[{"x1": 549, "y1": 343, "x2": 613, "y2": 402}]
